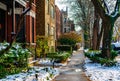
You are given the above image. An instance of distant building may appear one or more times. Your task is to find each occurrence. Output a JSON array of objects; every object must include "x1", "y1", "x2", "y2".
[
  {"x1": 61, "y1": 8, "x2": 75, "y2": 33},
  {"x1": 36, "y1": 0, "x2": 56, "y2": 52},
  {"x1": 0, "y1": 0, "x2": 36, "y2": 44}
]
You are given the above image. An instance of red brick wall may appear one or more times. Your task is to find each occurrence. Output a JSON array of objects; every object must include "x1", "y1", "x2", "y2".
[
  {"x1": 7, "y1": 15, "x2": 12, "y2": 42},
  {"x1": 34, "y1": 16, "x2": 36, "y2": 43},
  {"x1": 26, "y1": 1, "x2": 36, "y2": 43},
  {"x1": 55, "y1": 5, "x2": 61, "y2": 39},
  {"x1": 1, "y1": 1, "x2": 36, "y2": 43},
  {"x1": 26, "y1": 15, "x2": 30, "y2": 43}
]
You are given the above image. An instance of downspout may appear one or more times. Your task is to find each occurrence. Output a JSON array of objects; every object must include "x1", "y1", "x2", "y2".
[{"x1": 11, "y1": 0, "x2": 15, "y2": 40}]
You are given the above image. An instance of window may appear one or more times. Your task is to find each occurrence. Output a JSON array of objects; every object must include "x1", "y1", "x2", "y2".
[
  {"x1": 0, "y1": 9, "x2": 5, "y2": 42},
  {"x1": 48, "y1": 24, "x2": 50, "y2": 35},
  {"x1": 32, "y1": 18, "x2": 34, "y2": 43},
  {"x1": 64, "y1": 18, "x2": 67, "y2": 23},
  {"x1": 51, "y1": 5, "x2": 54, "y2": 18},
  {"x1": 16, "y1": 14, "x2": 25, "y2": 43},
  {"x1": 50, "y1": 27, "x2": 54, "y2": 35},
  {"x1": 46, "y1": 0, "x2": 49, "y2": 14},
  {"x1": 64, "y1": 28, "x2": 66, "y2": 33}
]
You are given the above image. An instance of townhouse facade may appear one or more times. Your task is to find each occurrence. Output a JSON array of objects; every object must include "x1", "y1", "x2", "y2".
[
  {"x1": 61, "y1": 9, "x2": 75, "y2": 33},
  {"x1": 36, "y1": 0, "x2": 56, "y2": 52},
  {"x1": 0, "y1": 0, "x2": 36, "y2": 44}
]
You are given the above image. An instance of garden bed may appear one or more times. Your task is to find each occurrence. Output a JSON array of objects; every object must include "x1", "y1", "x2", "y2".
[
  {"x1": 0, "y1": 67, "x2": 59, "y2": 81},
  {"x1": 38, "y1": 52, "x2": 71, "y2": 67}
]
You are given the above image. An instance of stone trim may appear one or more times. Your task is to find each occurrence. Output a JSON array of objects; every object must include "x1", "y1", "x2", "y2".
[
  {"x1": 0, "y1": 2, "x2": 7, "y2": 11},
  {"x1": 15, "y1": 8, "x2": 23, "y2": 14},
  {"x1": 15, "y1": 0, "x2": 26, "y2": 7},
  {"x1": 26, "y1": 10, "x2": 36, "y2": 18}
]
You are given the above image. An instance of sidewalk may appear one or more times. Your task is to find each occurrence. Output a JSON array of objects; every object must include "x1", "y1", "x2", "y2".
[{"x1": 53, "y1": 49, "x2": 90, "y2": 81}]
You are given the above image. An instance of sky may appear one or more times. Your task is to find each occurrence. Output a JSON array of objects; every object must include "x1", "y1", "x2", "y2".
[{"x1": 55, "y1": 0, "x2": 67, "y2": 10}]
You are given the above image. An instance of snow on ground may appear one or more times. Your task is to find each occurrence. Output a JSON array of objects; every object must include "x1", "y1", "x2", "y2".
[
  {"x1": 39, "y1": 58, "x2": 68, "y2": 67},
  {"x1": 0, "y1": 67, "x2": 59, "y2": 81},
  {"x1": 85, "y1": 58, "x2": 120, "y2": 81},
  {"x1": 0, "y1": 43, "x2": 9, "y2": 51}
]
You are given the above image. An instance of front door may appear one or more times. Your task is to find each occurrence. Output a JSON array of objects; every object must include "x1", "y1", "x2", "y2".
[
  {"x1": 16, "y1": 14, "x2": 25, "y2": 43},
  {"x1": 0, "y1": 9, "x2": 5, "y2": 42}
]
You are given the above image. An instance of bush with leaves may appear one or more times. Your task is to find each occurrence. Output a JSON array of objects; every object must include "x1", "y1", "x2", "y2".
[
  {"x1": 58, "y1": 32, "x2": 82, "y2": 50},
  {"x1": 57, "y1": 45, "x2": 72, "y2": 53},
  {"x1": 85, "y1": 50, "x2": 118, "y2": 66},
  {"x1": 58, "y1": 38, "x2": 76, "y2": 45},
  {"x1": 46, "y1": 52, "x2": 71, "y2": 62},
  {"x1": 99, "y1": 58, "x2": 117, "y2": 67},
  {"x1": 36, "y1": 36, "x2": 49, "y2": 58},
  {"x1": 59, "y1": 32, "x2": 82, "y2": 43},
  {"x1": 0, "y1": 42, "x2": 30, "y2": 78}
]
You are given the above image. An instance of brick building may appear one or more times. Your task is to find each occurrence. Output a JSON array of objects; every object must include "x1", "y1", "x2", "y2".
[
  {"x1": 55, "y1": 5, "x2": 61, "y2": 39},
  {"x1": 36, "y1": 0, "x2": 56, "y2": 52},
  {"x1": 0, "y1": 0, "x2": 36, "y2": 44}
]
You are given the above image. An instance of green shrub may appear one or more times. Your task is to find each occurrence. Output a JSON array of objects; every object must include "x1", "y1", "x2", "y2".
[
  {"x1": 0, "y1": 65, "x2": 7, "y2": 79},
  {"x1": 99, "y1": 58, "x2": 117, "y2": 67},
  {"x1": 85, "y1": 50, "x2": 101, "y2": 59},
  {"x1": 46, "y1": 52, "x2": 71, "y2": 62},
  {"x1": 58, "y1": 38, "x2": 76, "y2": 45},
  {"x1": 0, "y1": 42, "x2": 30, "y2": 78},
  {"x1": 85, "y1": 50, "x2": 117, "y2": 67},
  {"x1": 36, "y1": 36, "x2": 49, "y2": 58},
  {"x1": 111, "y1": 50, "x2": 118, "y2": 60},
  {"x1": 57, "y1": 45, "x2": 72, "y2": 53}
]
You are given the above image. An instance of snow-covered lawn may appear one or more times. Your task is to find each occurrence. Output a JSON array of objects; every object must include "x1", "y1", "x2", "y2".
[
  {"x1": 85, "y1": 58, "x2": 120, "y2": 81},
  {"x1": 0, "y1": 67, "x2": 59, "y2": 81}
]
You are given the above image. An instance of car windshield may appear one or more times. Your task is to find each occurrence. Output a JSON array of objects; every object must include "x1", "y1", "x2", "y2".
[{"x1": 112, "y1": 42, "x2": 120, "y2": 48}]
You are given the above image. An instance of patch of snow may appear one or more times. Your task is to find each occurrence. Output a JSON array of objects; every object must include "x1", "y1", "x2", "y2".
[
  {"x1": 78, "y1": 47, "x2": 84, "y2": 50},
  {"x1": 73, "y1": 51, "x2": 77, "y2": 53},
  {"x1": 0, "y1": 44, "x2": 7, "y2": 51},
  {"x1": 85, "y1": 58, "x2": 120, "y2": 81},
  {"x1": 84, "y1": 49, "x2": 89, "y2": 52},
  {"x1": 39, "y1": 58, "x2": 68, "y2": 67}
]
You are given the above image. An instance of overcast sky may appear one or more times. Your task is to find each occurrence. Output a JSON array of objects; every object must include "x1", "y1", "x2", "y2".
[{"x1": 55, "y1": 0, "x2": 67, "y2": 10}]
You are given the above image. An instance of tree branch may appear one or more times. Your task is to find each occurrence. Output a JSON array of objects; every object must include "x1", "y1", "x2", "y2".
[{"x1": 91, "y1": 0, "x2": 106, "y2": 20}]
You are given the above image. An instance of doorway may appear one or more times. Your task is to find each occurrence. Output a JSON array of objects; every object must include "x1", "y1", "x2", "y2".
[{"x1": 0, "y1": 9, "x2": 5, "y2": 42}]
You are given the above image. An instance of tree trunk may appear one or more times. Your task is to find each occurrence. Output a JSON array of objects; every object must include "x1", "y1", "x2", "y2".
[
  {"x1": 84, "y1": 30, "x2": 90, "y2": 49},
  {"x1": 92, "y1": 10, "x2": 100, "y2": 50},
  {"x1": 96, "y1": 23, "x2": 104, "y2": 50},
  {"x1": 102, "y1": 18, "x2": 113, "y2": 58}
]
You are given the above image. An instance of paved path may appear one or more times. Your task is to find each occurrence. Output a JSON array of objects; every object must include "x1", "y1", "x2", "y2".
[{"x1": 53, "y1": 50, "x2": 90, "y2": 81}]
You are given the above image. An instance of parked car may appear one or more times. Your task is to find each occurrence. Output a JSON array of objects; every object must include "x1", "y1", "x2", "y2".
[
  {"x1": 111, "y1": 42, "x2": 120, "y2": 54},
  {"x1": 100, "y1": 42, "x2": 120, "y2": 54}
]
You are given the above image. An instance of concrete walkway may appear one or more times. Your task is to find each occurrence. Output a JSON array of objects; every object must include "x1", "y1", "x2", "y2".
[{"x1": 53, "y1": 50, "x2": 90, "y2": 81}]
